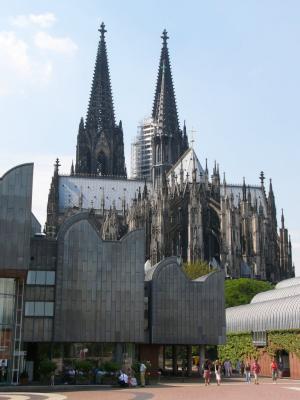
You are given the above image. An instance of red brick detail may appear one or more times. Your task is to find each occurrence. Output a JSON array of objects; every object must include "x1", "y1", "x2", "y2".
[
  {"x1": 138, "y1": 344, "x2": 162, "y2": 369},
  {"x1": 289, "y1": 352, "x2": 300, "y2": 379}
]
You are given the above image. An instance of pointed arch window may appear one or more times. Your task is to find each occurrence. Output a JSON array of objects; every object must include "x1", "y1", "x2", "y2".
[{"x1": 97, "y1": 151, "x2": 107, "y2": 175}]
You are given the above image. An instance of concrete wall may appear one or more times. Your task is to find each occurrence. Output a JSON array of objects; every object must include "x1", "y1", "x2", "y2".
[
  {"x1": 54, "y1": 213, "x2": 145, "y2": 342},
  {"x1": 0, "y1": 164, "x2": 33, "y2": 274},
  {"x1": 149, "y1": 257, "x2": 226, "y2": 345}
]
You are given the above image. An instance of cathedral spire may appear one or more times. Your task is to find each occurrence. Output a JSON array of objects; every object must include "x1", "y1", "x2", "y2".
[
  {"x1": 182, "y1": 120, "x2": 188, "y2": 150},
  {"x1": 70, "y1": 160, "x2": 74, "y2": 176},
  {"x1": 242, "y1": 177, "x2": 246, "y2": 201},
  {"x1": 86, "y1": 22, "x2": 115, "y2": 133},
  {"x1": 152, "y1": 29, "x2": 179, "y2": 136},
  {"x1": 268, "y1": 178, "x2": 277, "y2": 228},
  {"x1": 281, "y1": 208, "x2": 285, "y2": 229},
  {"x1": 75, "y1": 23, "x2": 126, "y2": 177}
]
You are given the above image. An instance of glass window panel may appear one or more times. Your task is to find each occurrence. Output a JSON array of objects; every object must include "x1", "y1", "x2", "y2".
[
  {"x1": 26, "y1": 271, "x2": 36, "y2": 285},
  {"x1": 44, "y1": 302, "x2": 54, "y2": 317},
  {"x1": 25, "y1": 302, "x2": 34, "y2": 316},
  {"x1": 46, "y1": 272, "x2": 55, "y2": 285},
  {"x1": 34, "y1": 302, "x2": 44, "y2": 316},
  {"x1": 35, "y1": 271, "x2": 46, "y2": 285}
]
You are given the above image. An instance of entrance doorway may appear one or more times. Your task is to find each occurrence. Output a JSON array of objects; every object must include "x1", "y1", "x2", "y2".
[{"x1": 276, "y1": 350, "x2": 290, "y2": 377}]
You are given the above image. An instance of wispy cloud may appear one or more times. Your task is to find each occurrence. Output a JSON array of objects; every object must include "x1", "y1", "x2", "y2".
[
  {"x1": 0, "y1": 31, "x2": 52, "y2": 95},
  {"x1": 34, "y1": 31, "x2": 78, "y2": 55},
  {"x1": 10, "y1": 13, "x2": 56, "y2": 29}
]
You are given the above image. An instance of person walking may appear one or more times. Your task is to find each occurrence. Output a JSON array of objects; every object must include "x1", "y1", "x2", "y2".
[
  {"x1": 50, "y1": 372, "x2": 55, "y2": 386},
  {"x1": 140, "y1": 362, "x2": 147, "y2": 387},
  {"x1": 236, "y1": 360, "x2": 241, "y2": 375},
  {"x1": 203, "y1": 359, "x2": 211, "y2": 386},
  {"x1": 240, "y1": 360, "x2": 245, "y2": 376},
  {"x1": 271, "y1": 359, "x2": 279, "y2": 383},
  {"x1": 214, "y1": 360, "x2": 222, "y2": 386},
  {"x1": 245, "y1": 362, "x2": 251, "y2": 383},
  {"x1": 224, "y1": 359, "x2": 232, "y2": 377},
  {"x1": 252, "y1": 360, "x2": 261, "y2": 385}
]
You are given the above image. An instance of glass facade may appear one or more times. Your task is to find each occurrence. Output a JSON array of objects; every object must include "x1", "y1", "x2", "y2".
[
  {"x1": 26, "y1": 271, "x2": 55, "y2": 285},
  {"x1": 25, "y1": 301, "x2": 54, "y2": 317},
  {"x1": 0, "y1": 278, "x2": 16, "y2": 384}
]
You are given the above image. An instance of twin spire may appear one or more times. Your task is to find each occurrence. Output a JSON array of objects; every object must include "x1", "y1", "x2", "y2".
[
  {"x1": 152, "y1": 29, "x2": 180, "y2": 136},
  {"x1": 76, "y1": 23, "x2": 187, "y2": 177},
  {"x1": 86, "y1": 23, "x2": 180, "y2": 139},
  {"x1": 85, "y1": 22, "x2": 115, "y2": 135}
]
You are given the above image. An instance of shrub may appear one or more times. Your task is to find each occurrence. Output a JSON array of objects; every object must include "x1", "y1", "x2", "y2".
[
  {"x1": 39, "y1": 359, "x2": 57, "y2": 381},
  {"x1": 74, "y1": 360, "x2": 93, "y2": 373},
  {"x1": 183, "y1": 260, "x2": 212, "y2": 280},
  {"x1": 101, "y1": 361, "x2": 120, "y2": 373}
]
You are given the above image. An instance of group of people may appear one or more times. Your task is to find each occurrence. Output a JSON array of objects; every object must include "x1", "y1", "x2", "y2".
[
  {"x1": 202, "y1": 358, "x2": 281, "y2": 386},
  {"x1": 118, "y1": 362, "x2": 147, "y2": 388},
  {"x1": 202, "y1": 359, "x2": 223, "y2": 386}
]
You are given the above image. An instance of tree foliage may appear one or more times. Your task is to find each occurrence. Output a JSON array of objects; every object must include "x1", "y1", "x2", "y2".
[
  {"x1": 219, "y1": 330, "x2": 300, "y2": 363},
  {"x1": 218, "y1": 333, "x2": 259, "y2": 362},
  {"x1": 225, "y1": 278, "x2": 274, "y2": 308},
  {"x1": 267, "y1": 330, "x2": 300, "y2": 357}
]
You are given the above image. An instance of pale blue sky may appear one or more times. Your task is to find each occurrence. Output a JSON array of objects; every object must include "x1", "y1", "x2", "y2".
[{"x1": 0, "y1": 0, "x2": 299, "y2": 275}]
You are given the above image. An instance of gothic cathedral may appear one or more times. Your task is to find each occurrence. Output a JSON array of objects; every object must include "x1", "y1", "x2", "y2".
[{"x1": 46, "y1": 23, "x2": 293, "y2": 283}]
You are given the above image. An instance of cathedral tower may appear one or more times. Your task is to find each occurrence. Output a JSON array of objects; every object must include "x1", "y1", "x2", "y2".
[
  {"x1": 75, "y1": 23, "x2": 126, "y2": 176},
  {"x1": 152, "y1": 30, "x2": 188, "y2": 187}
]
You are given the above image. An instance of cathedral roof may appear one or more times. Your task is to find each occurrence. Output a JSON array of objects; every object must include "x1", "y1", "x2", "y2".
[
  {"x1": 220, "y1": 184, "x2": 267, "y2": 215},
  {"x1": 58, "y1": 175, "x2": 152, "y2": 212},
  {"x1": 166, "y1": 147, "x2": 205, "y2": 184}
]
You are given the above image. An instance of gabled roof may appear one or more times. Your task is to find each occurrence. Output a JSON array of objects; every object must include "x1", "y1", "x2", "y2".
[{"x1": 166, "y1": 147, "x2": 205, "y2": 184}]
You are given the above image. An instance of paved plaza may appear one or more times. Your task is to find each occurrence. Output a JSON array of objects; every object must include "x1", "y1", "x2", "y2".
[{"x1": 1, "y1": 379, "x2": 300, "y2": 400}]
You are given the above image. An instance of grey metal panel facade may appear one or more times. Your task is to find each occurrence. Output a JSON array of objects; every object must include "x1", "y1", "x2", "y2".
[
  {"x1": 29, "y1": 237, "x2": 57, "y2": 271},
  {"x1": 275, "y1": 277, "x2": 300, "y2": 289},
  {"x1": 149, "y1": 257, "x2": 226, "y2": 345},
  {"x1": 23, "y1": 318, "x2": 53, "y2": 342},
  {"x1": 0, "y1": 164, "x2": 33, "y2": 272},
  {"x1": 251, "y1": 284, "x2": 300, "y2": 303},
  {"x1": 54, "y1": 213, "x2": 145, "y2": 342},
  {"x1": 226, "y1": 295, "x2": 300, "y2": 333}
]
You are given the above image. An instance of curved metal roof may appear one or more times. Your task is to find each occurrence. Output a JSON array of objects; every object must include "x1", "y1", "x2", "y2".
[
  {"x1": 275, "y1": 277, "x2": 300, "y2": 289},
  {"x1": 226, "y1": 295, "x2": 300, "y2": 333},
  {"x1": 251, "y1": 284, "x2": 300, "y2": 303}
]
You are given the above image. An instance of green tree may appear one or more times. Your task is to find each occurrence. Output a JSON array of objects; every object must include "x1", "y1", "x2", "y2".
[
  {"x1": 183, "y1": 260, "x2": 212, "y2": 280},
  {"x1": 225, "y1": 278, "x2": 274, "y2": 308}
]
